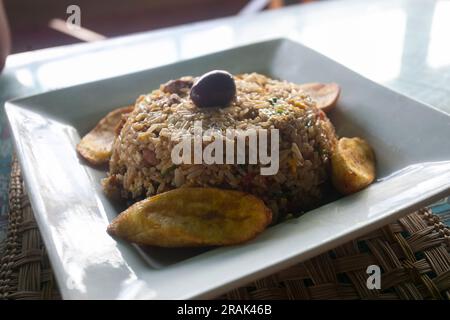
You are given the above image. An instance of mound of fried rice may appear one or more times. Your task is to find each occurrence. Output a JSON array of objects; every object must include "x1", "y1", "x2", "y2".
[{"x1": 103, "y1": 73, "x2": 337, "y2": 220}]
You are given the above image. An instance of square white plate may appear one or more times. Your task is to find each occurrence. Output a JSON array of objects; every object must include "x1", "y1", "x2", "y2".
[{"x1": 5, "y1": 39, "x2": 450, "y2": 299}]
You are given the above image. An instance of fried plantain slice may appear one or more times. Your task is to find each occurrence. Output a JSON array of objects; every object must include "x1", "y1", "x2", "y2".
[
  {"x1": 77, "y1": 105, "x2": 134, "y2": 165},
  {"x1": 331, "y1": 137, "x2": 376, "y2": 195},
  {"x1": 107, "y1": 188, "x2": 272, "y2": 247},
  {"x1": 299, "y1": 82, "x2": 341, "y2": 113}
]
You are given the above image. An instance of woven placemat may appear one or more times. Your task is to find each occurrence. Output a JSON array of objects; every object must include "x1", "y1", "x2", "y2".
[{"x1": 1, "y1": 156, "x2": 450, "y2": 300}]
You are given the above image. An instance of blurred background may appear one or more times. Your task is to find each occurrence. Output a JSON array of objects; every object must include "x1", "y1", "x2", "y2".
[{"x1": 4, "y1": 0, "x2": 316, "y2": 54}]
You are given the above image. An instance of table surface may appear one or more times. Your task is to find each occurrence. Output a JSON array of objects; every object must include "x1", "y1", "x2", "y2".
[{"x1": 1, "y1": 0, "x2": 450, "y2": 240}]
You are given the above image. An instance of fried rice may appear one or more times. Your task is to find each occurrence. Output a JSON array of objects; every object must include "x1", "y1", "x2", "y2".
[{"x1": 103, "y1": 73, "x2": 338, "y2": 220}]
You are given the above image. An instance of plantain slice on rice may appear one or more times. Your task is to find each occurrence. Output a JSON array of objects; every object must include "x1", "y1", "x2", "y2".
[
  {"x1": 107, "y1": 188, "x2": 272, "y2": 247},
  {"x1": 298, "y1": 82, "x2": 341, "y2": 113},
  {"x1": 77, "y1": 105, "x2": 134, "y2": 165},
  {"x1": 331, "y1": 137, "x2": 376, "y2": 195}
]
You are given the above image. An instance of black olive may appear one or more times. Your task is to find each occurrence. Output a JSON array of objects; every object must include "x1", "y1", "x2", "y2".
[{"x1": 190, "y1": 70, "x2": 236, "y2": 108}]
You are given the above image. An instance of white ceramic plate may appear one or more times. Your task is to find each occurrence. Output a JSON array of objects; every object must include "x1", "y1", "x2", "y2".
[{"x1": 5, "y1": 39, "x2": 450, "y2": 299}]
